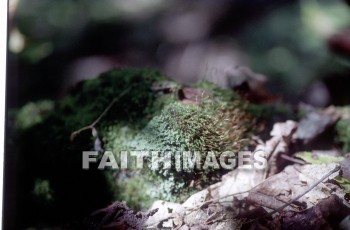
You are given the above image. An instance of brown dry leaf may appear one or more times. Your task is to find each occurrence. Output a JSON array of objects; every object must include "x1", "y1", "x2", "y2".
[
  {"x1": 247, "y1": 163, "x2": 345, "y2": 212},
  {"x1": 295, "y1": 105, "x2": 339, "y2": 144},
  {"x1": 244, "y1": 195, "x2": 350, "y2": 230},
  {"x1": 145, "y1": 200, "x2": 184, "y2": 229},
  {"x1": 86, "y1": 201, "x2": 158, "y2": 230},
  {"x1": 251, "y1": 120, "x2": 297, "y2": 179},
  {"x1": 280, "y1": 195, "x2": 350, "y2": 229}
]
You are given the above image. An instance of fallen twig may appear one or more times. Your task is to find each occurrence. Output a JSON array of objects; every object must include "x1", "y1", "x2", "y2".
[
  {"x1": 280, "y1": 153, "x2": 305, "y2": 165},
  {"x1": 251, "y1": 165, "x2": 341, "y2": 222},
  {"x1": 70, "y1": 86, "x2": 132, "y2": 141}
]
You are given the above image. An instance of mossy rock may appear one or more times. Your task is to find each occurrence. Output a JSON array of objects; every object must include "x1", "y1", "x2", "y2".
[{"x1": 13, "y1": 67, "x2": 252, "y2": 227}]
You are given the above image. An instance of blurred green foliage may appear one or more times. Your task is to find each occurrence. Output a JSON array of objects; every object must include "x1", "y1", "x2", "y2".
[
  {"x1": 335, "y1": 176, "x2": 350, "y2": 195},
  {"x1": 239, "y1": 0, "x2": 350, "y2": 97},
  {"x1": 32, "y1": 179, "x2": 54, "y2": 203},
  {"x1": 11, "y1": 0, "x2": 350, "y2": 102},
  {"x1": 15, "y1": 100, "x2": 54, "y2": 129}
]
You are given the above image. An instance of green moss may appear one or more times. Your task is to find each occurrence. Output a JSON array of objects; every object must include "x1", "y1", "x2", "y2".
[
  {"x1": 103, "y1": 125, "x2": 138, "y2": 153},
  {"x1": 32, "y1": 179, "x2": 54, "y2": 202},
  {"x1": 194, "y1": 81, "x2": 241, "y2": 108},
  {"x1": 57, "y1": 68, "x2": 169, "y2": 129},
  {"x1": 129, "y1": 101, "x2": 246, "y2": 152},
  {"x1": 14, "y1": 68, "x2": 254, "y2": 225},
  {"x1": 14, "y1": 68, "x2": 172, "y2": 224},
  {"x1": 15, "y1": 100, "x2": 54, "y2": 129},
  {"x1": 127, "y1": 97, "x2": 248, "y2": 201},
  {"x1": 335, "y1": 106, "x2": 350, "y2": 153},
  {"x1": 336, "y1": 120, "x2": 350, "y2": 152},
  {"x1": 116, "y1": 175, "x2": 154, "y2": 210}
]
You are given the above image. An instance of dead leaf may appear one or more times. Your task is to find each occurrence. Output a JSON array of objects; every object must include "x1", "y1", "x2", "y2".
[
  {"x1": 258, "y1": 120, "x2": 298, "y2": 177},
  {"x1": 86, "y1": 201, "x2": 158, "y2": 230},
  {"x1": 247, "y1": 163, "x2": 344, "y2": 213},
  {"x1": 281, "y1": 195, "x2": 350, "y2": 230},
  {"x1": 295, "y1": 105, "x2": 339, "y2": 144},
  {"x1": 144, "y1": 200, "x2": 184, "y2": 229}
]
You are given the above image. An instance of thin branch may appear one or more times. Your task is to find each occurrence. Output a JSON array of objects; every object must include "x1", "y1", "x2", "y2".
[
  {"x1": 70, "y1": 86, "x2": 132, "y2": 141},
  {"x1": 195, "y1": 190, "x2": 250, "y2": 210},
  {"x1": 280, "y1": 154, "x2": 305, "y2": 165},
  {"x1": 265, "y1": 165, "x2": 340, "y2": 217},
  {"x1": 91, "y1": 87, "x2": 131, "y2": 127},
  {"x1": 266, "y1": 139, "x2": 281, "y2": 162}
]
